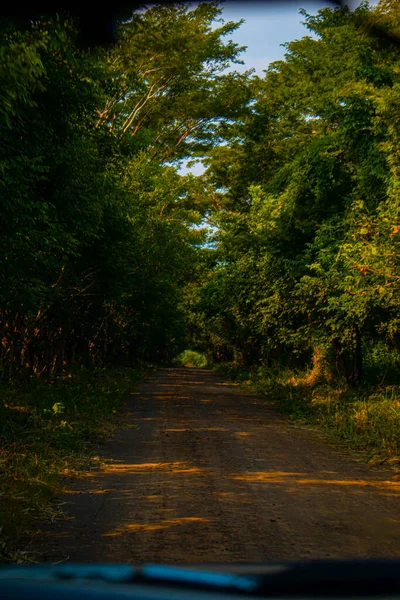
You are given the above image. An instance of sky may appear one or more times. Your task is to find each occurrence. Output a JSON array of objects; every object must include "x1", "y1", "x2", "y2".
[
  {"x1": 181, "y1": 0, "x2": 364, "y2": 175},
  {"x1": 215, "y1": 0, "x2": 336, "y2": 75}
]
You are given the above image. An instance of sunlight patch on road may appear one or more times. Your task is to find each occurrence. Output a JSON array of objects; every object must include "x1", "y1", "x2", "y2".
[
  {"x1": 216, "y1": 491, "x2": 249, "y2": 499},
  {"x1": 299, "y1": 479, "x2": 400, "y2": 490},
  {"x1": 165, "y1": 428, "x2": 188, "y2": 432},
  {"x1": 230, "y1": 471, "x2": 400, "y2": 495},
  {"x1": 191, "y1": 427, "x2": 228, "y2": 432},
  {"x1": 102, "y1": 517, "x2": 209, "y2": 537},
  {"x1": 101, "y1": 461, "x2": 204, "y2": 475},
  {"x1": 231, "y1": 471, "x2": 306, "y2": 483}
]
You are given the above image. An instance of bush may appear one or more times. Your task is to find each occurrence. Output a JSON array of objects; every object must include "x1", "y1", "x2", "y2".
[{"x1": 173, "y1": 350, "x2": 208, "y2": 368}]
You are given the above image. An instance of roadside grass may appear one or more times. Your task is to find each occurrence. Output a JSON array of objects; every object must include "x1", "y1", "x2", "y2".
[
  {"x1": 0, "y1": 366, "x2": 144, "y2": 562},
  {"x1": 216, "y1": 363, "x2": 400, "y2": 467}
]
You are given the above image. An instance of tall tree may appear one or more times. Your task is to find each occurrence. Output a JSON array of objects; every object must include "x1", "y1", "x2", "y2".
[
  {"x1": 192, "y1": 0, "x2": 400, "y2": 383},
  {"x1": 0, "y1": 3, "x2": 251, "y2": 377}
]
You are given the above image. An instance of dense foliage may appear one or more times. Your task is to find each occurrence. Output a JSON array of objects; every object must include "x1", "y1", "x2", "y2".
[
  {"x1": 0, "y1": 3, "x2": 249, "y2": 379},
  {"x1": 6, "y1": 1, "x2": 399, "y2": 387},
  {"x1": 192, "y1": 0, "x2": 400, "y2": 389}
]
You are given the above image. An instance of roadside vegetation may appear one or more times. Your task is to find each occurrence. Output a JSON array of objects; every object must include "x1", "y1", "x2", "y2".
[
  {"x1": 0, "y1": 367, "x2": 144, "y2": 561},
  {"x1": 217, "y1": 362, "x2": 400, "y2": 464}
]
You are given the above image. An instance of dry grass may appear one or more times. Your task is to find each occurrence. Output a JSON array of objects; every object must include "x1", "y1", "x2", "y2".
[{"x1": 220, "y1": 363, "x2": 400, "y2": 468}]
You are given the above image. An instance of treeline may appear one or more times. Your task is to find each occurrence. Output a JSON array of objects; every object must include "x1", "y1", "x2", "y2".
[
  {"x1": 191, "y1": 0, "x2": 400, "y2": 387},
  {"x1": 3, "y1": 0, "x2": 400, "y2": 389},
  {"x1": 0, "y1": 3, "x2": 249, "y2": 379}
]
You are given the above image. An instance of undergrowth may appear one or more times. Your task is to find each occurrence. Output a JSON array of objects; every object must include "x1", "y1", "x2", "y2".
[
  {"x1": 0, "y1": 366, "x2": 144, "y2": 562},
  {"x1": 217, "y1": 363, "x2": 400, "y2": 467}
]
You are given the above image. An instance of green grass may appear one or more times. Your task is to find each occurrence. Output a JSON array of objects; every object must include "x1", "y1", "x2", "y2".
[
  {"x1": 173, "y1": 349, "x2": 208, "y2": 369},
  {"x1": 0, "y1": 366, "x2": 144, "y2": 562},
  {"x1": 218, "y1": 363, "x2": 400, "y2": 467}
]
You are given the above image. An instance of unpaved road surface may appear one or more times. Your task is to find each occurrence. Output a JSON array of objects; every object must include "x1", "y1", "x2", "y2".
[{"x1": 38, "y1": 368, "x2": 400, "y2": 563}]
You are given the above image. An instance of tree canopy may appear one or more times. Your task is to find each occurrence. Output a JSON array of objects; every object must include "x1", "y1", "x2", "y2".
[
  {"x1": 189, "y1": 0, "x2": 400, "y2": 385},
  {"x1": 0, "y1": 2, "x2": 250, "y2": 377},
  {"x1": 1, "y1": 0, "x2": 400, "y2": 387}
]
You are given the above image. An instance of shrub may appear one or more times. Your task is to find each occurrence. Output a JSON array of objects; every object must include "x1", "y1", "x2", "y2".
[{"x1": 174, "y1": 350, "x2": 208, "y2": 368}]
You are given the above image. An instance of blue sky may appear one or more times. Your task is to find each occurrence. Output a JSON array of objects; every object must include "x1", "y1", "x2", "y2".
[
  {"x1": 216, "y1": 0, "x2": 335, "y2": 75},
  {"x1": 216, "y1": 0, "x2": 367, "y2": 75},
  {"x1": 181, "y1": 0, "x2": 364, "y2": 174}
]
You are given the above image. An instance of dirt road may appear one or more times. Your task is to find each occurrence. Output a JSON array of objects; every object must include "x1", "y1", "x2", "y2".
[{"x1": 38, "y1": 368, "x2": 400, "y2": 563}]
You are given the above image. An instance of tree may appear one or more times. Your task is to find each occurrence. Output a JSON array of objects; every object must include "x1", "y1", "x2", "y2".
[
  {"x1": 0, "y1": 3, "x2": 251, "y2": 378},
  {"x1": 192, "y1": 0, "x2": 400, "y2": 384}
]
